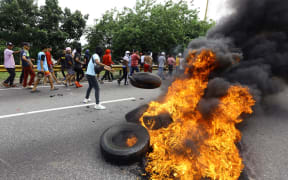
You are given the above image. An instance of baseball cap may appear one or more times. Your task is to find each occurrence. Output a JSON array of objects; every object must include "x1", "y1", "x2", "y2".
[
  {"x1": 125, "y1": 51, "x2": 130, "y2": 54},
  {"x1": 23, "y1": 42, "x2": 31, "y2": 46},
  {"x1": 66, "y1": 47, "x2": 72, "y2": 51},
  {"x1": 7, "y1": 42, "x2": 13, "y2": 46},
  {"x1": 161, "y1": 52, "x2": 165, "y2": 55}
]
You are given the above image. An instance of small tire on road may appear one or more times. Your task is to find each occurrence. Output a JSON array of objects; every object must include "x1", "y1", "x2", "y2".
[
  {"x1": 100, "y1": 123, "x2": 150, "y2": 165},
  {"x1": 125, "y1": 104, "x2": 149, "y2": 124},
  {"x1": 129, "y1": 72, "x2": 162, "y2": 89}
]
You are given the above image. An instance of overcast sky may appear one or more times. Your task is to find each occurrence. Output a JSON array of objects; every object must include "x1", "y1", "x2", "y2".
[{"x1": 37, "y1": 0, "x2": 230, "y2": 25}]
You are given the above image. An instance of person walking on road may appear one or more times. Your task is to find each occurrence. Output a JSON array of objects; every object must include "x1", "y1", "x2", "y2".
[
  {"x1": 117, "y1": 51, "x2": 130, "y2": 85},
  {"x1": 2, "y1": 42, "x2": 20, "y2": 88},
  {"x1": 63, "y1": 47, "x2": 75, "y2": 86},
  {"x1": 57, "y1": 49, "x2": 66, "y2": 80},
  {"x1": 130, "y1": 50, "x2": 140, "y2": 76},
  {"x1": 44, "y1": 46, "x2": 60, "y2": 85},
  {"x1": 140, "y1": 52, "x2": 145, "y2": 71},
  {"x1": 21, "y1": 42, "x2": 35, "y2": 88},
  {"x1": 157, "y1": 52, "x2": 166, "y2": 80},
  {"x1": 167, "y1": 54, "x2": 176, "y2": 76},
  {"x1": 144, "y1": 52, "x2": 153, "y2": 73},
  {"x1": 101, "y1": 49, "x2": 114, "y2": 83},
  {"x1": 74, "y1": 47, "x2": 85, "y2": 88},
  {"x1": 175, "y1": 53, "x2": 182, "y2": 73},
  {"x1": 31, "y1": 46, "x2": 58, "y2": 92},
  {"x1": 83, "y1": 47, "x2": 113, "y2": 110}
]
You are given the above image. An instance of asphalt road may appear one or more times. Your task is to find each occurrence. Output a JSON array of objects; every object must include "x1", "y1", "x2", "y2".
[{"x1": 0, "y1": 79, "x2": 287, "y2": 180}]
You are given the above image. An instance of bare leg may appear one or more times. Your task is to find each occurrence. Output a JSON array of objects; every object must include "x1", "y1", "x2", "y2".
[
  {"x1": 52, "y1": 71, "x2": 60, "y2": 84},
  {"x1": 43, "y1": 76, "x2": 47, "y2": 85},
  {"x1": 48, "y1": 75, "x2": 54, "y2": 90},
  {"x1": 32, "y1": 78, "x2": 41, "y2": 91}
]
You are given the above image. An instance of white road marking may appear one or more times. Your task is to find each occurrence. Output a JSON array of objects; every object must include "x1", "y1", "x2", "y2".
[{"x1": 0, "y1": 97, "x2": 136, "y2": 119}]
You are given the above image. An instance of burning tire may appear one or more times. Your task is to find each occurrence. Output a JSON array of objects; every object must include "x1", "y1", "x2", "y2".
[
  {"x1": 129, "y1": 72, "x2": 162, "y2": 89},
  {"x1": 100, "y1": 123, "x2": 150, "y2": 164}
]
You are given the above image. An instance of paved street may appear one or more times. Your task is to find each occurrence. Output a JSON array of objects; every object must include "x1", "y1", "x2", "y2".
[{"x1": 0, "y1": 80, "x2": 288, "y2": 180}]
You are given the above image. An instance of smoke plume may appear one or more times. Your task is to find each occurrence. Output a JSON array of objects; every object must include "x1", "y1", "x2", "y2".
[{"x1": 186, "y1": 0, "x2": 288, "y2": 101}]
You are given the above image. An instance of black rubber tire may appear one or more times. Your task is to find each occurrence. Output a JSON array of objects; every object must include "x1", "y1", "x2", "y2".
[
  {"x1": 100, "y1": 123, "x2": 150, "y2": 165},
  {"x1": 125, "y1": 104, "x2": 149, "y2": 124},
  {"x1": 129, "y1": 72, "x2": 162, "y2": 89}
]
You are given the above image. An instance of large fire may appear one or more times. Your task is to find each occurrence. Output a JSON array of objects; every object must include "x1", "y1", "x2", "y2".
[{"x1": 140, "y1": 50, "x2": 255, "y2": 179}]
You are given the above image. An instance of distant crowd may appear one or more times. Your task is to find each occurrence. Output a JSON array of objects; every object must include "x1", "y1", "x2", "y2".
[{"x1": 2, "y1": 42, "x2": 184, "y2": 109}]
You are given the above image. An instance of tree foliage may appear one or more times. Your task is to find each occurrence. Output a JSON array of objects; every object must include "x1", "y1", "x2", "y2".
[
  {"x1": 0, "y1": 0, "x2": 88, "y2": 64},
  {"x1": 87, "y1": 0, "x2": 214, "y2": 61}
]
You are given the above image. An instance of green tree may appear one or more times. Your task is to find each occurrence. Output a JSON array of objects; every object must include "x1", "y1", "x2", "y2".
[
  {"x1": 62, "y1": 8, "x2": 89, "y2": 41},
  {"x1": 87, "y1": 0, "x2": 214, "y2": 61},
  {"x1": 0, "y1": 0, "x2": 88, "y2": 63}
]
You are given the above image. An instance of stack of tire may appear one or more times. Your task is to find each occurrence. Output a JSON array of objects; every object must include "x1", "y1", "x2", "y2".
[{"x1": 100, "y1": 73, "x2": 161, "y2": 164}]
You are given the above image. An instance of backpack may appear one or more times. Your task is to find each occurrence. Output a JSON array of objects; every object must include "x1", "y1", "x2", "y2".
[{"x1": 91, "y1": 54, "x2": 104, "y2": 74}]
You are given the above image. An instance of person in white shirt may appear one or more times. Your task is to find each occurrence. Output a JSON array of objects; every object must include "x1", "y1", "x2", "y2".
[{"x1": 2, "y1": 42, "x2": 20, "y2": 88}]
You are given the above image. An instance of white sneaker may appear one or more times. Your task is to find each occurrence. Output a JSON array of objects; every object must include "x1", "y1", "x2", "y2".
[
  {"x1": 83, "y1": 98, "x2": 91, "y2": 103},
  {"x1": 27, "y1": 85, "x2": 33, "y2": 89},
  {"x1": 94, "y1": 104, "x2": 106, "y2": 110}
]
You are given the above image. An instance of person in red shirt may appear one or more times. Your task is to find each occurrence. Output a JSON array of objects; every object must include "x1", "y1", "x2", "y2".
[
  {"x1": 44, "y1": 47, "x2": 60, "y2": 84},
  {"x1": 130, "y1": 50, "x2": 140, "y2": 76},
  {"x1": 100, "y1": 49, "x2": 114, "y2": 83}
]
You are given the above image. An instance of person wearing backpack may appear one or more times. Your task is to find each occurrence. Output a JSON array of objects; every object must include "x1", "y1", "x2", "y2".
[{"x1": 83, "y1": 47, "x2": 113, "y2": 110}]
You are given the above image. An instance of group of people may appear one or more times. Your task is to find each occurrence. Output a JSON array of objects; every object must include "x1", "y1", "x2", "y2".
[
  {"x1": 2, "y1": 41, "x2": 184, "y2": 109},
  {"x1": 157, "y1": 52, "x2": 184, "y2": 80}
]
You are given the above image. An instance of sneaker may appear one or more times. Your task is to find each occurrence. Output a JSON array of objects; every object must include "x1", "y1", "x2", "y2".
[
  {"x1": 27, "y1": 85, "x2": 33, "y2": 89},
  {"x1": 2, "y1": 82, "x2": 10, "y2": 88},
  {"x1": 83, "y1": 98, "x2": 91, "y2": 103},
  {"x1": 10, "y1": 84, "x2": 17, "y2": 87},
  {"x1": 95, "y1": 104, "x2": 106, "y2": 110},
  {"x1": 117, "y1": 79, "x2": 121, "y2": 85}
]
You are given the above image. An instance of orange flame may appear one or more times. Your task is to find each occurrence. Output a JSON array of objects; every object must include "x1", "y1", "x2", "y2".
[
  {"x1": 140, "y1": 50, "x2": 255, "y2": 180},
  {"x1": 126, "y1": 136, "x2": 138, "y2": 147}
]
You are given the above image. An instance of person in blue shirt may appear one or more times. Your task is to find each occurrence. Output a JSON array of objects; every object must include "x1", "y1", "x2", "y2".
[
  {"x1": 83, "y1": 47, "x2": 113, "y2": 110},
  {"x1": 31, "y1": 45, "x2": 58, "y2": 92}
]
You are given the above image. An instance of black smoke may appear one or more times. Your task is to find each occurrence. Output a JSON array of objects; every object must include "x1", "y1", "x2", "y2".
[{"x1": 186, "y1": 0, "x2": 288, "y2": 103}]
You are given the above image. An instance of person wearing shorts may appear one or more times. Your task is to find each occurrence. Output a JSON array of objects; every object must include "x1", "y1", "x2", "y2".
[
  {"x1": 63, "y1": 47, "x2": 75, "y2": 86},
  {"x1": 31, "y1": 46, "x2": 58, "y2": 92}
]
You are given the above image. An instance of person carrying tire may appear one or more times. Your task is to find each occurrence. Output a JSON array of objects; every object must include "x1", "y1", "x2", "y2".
[
  {"x1": 83, "y1": 47, "x2": 113, "y2": 110},
  {"x1": 117, "y1": 51, "x2": 130, "y2": 85}
]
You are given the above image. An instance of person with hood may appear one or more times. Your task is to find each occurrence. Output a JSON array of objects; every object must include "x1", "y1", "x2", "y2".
[
  {"x1": 83, "y1": 47, "x2": 113, "y2": 110},
  {"x1": 100, "y1": 49, "x2": 114, "y2": 83},
  {"x1": 74, "y1": 47, "x2": 85, "y2": 88},
  {"x1": 83, "y1": 49, "x2": 90, "y2": 70},
  {"x1": 117, "y1": 51, "x2": 130, "y2": 85}
]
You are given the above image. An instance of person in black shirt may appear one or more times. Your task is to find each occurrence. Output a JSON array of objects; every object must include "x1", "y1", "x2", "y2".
[
  {"x1": 83, "y1": 49, "x2": 90, "y2": 70},
  {"x1": 74, "y1": 47, "x2": 84, "y2": 88},
  {"x1": 57, "y1": 49, "x2": 66, "y2": 80}
]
